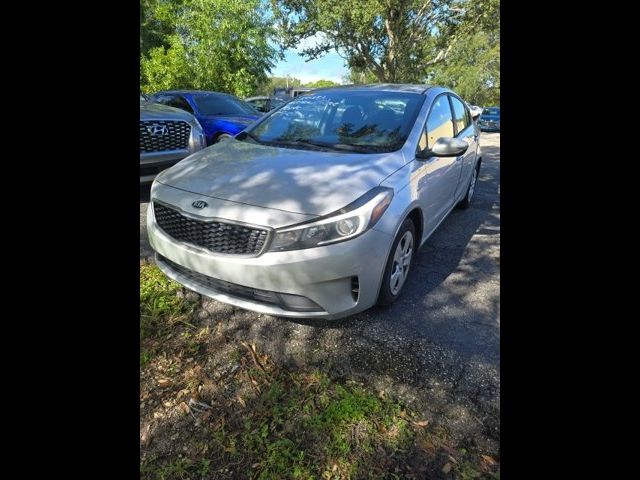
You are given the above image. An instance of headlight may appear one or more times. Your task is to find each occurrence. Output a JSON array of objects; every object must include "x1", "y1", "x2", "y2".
[
  {"x1": 268, "y1": 187, "x2": 393, "y2": 252},
  {"x1": 190, "y1": 119, "x2": 206, "y2": 150}
]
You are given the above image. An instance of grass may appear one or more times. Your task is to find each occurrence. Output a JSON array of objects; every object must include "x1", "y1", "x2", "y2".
[
  {"x1": 140, "y1": 262, "x2": 500, "y2": 479},
  {"x1": 142, "y1": 366, "x2": 416, "y2": 479},
  {"x1": 140, "y1": 262, "x2": 198, "y2": 341}
]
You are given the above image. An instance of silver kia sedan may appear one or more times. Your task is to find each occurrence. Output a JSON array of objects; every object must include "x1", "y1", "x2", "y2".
[{"x1": 147, "y1": 84, "x2": 481, "y2": 319}]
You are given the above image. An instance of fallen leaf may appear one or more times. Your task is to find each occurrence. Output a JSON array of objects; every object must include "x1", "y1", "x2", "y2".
[
  {"x1": 413, "y1": 420, "x2": 429, "y2": 427},
  {"x1": 236, "y1": 395, "x2": 246, "y2": 408},
  {"x1": 157, "y1": 378, "x2": 171, "y2": 387},
  {"x1": 481, "y1": 455, "x2": 497, "y2": 466},
  {"x1": 442, "y1": 462, "x2": 452, "y2": 474}
]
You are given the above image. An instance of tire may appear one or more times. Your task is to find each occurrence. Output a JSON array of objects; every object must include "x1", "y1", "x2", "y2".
[
  {"x1": 457, "y1": 160, "x2": 481, "y2": 209},
  {"x1": 215, "y1": 133, "x2": 233, "y2": 143},
  {"x1": 377, "y1": 218, "x2": 416, "y2": 306}
]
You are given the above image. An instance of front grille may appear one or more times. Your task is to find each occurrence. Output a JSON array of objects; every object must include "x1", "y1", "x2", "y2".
[
  {"x1": 140, "y1": 120, "x2": 191, "y2": 153},
  {"x1": 153, "y1": 202, "x2": 270, "y2": 256}
]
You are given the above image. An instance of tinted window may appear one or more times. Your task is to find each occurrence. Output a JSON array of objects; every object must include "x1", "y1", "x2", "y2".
[
  {"x1": 153, "y1": 95, "x2": 171, "y2": 105},
  {"x1": 165, "y1": 95, "x2": 194, "y2": 114},
  {"x1": 193, "y1": 94, "x2": 256, "y2": 115},
  {"x1": 246, "y1": 90, "x2": 425, "y2": 153},
  {"x1": 424, "y1": 95, "x2": 455, "y2": 148},
  {"x1": 450, "y1": 96, "x2": 470, "y2": 134},
  {"x1": 270, "y1": 98, "x2": 286, "y2": 110},
  {"x1": 249, "y1": 99, "x2": 269, "y2": 112}
]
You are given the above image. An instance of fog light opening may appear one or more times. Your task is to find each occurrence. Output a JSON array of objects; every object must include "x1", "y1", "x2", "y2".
[
  {"x1": 276, "y1": 293, "x2": 323, "y2": 312},
  {"x1": 351, "y1": 276, "x2": 360, "y2": 302}
]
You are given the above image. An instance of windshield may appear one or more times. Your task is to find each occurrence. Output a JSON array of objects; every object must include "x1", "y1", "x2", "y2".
[
  {"x1": 192, "y1": 94, "x2": 257, "y2": 116},
  {"x1": 244, "y1": 90, "x2": 425, "y2": 153},
  {"x1": 483, "y1": 108, "x2": 500, "y2": 116}
]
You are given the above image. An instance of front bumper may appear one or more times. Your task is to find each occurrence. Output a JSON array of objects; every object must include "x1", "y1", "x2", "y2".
[
  {"x1": 478, "y1": 123, "x2": 500, "y2": 132},
  {"x1": 147, "y1": 202, "x2": 393, "y2": 319}
]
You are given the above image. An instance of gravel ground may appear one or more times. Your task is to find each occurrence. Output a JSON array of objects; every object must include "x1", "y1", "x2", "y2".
[{"x1": 140, "y1": 132, "x2": 500, "y2": 453}]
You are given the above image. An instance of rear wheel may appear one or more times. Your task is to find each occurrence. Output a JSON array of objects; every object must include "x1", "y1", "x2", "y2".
[{"x1": 377, "y1": 219, "x2": 416, "y2": 306}]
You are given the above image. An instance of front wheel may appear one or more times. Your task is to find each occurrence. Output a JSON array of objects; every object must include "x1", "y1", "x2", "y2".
[
  {"x1": 377, "y1": 219, "x2": 416, "y2": 306},
  {"x1": 215, "y1": 133, "x2": 233, "y2": 143}
]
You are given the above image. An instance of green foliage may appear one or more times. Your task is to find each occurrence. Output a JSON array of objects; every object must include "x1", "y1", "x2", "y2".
[
  {"x1": 272, "y1": 0, "x2": 498, "y2": 82},
  {"x1": 428, "y1": 31, "x2": 500, "y2": 106},
  {"x1": 140, "y1": 0, "x2": 282, "y2": 97},
  {"x1": 343, "y1": 68, "x2": 379, "y2": 85},
  {"x1": 139, "y1": 263, "x2": 196, "y2": 339},
  {"x1": 304, "y1": 79, "x2": 339, "y2": 88},
  {"x1": 234, "y1": 372, "x2": 414, "y2": 479}
]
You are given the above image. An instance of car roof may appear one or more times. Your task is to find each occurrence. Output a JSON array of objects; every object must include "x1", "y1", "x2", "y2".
[
  {"x1": 310, "y1": 83, "x2": 432, "y2": 95},
  {"x1": 155, "y1": 90, "x2": 235, "y2": 97}
]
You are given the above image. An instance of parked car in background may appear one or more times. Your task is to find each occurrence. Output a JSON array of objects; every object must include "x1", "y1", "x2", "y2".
[
  {"x1": 147, "y1": 84, "x2": 481, "y2": 319},
  {"x1": 140, "y1": 102, "x2": 206, "y2": 184},
  {"x1": 273, "y1": 87, "x2": 314, "y2": 100},
  {"x1": 149, "y1": 90, "x2": 261, "y2": 145},
  {"x1": 478, "y1": 106, "x2": 500, "y2": 132},
  {"x1": 291, "y1": 87, "x2": 313, "y2": 98},
  {"x1": 245, "y1": 96, "x2": 287, "y2": 113}
]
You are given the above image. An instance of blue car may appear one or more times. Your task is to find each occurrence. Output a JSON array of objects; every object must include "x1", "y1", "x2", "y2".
[
  {"x1": 149, "y1": 90, "x2": 261, "y2": 145},
  {"x1": 477, "y1": 106, "x2": 500, "y2": 132}
]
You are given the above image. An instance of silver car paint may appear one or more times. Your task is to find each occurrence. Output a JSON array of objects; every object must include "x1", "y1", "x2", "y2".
[
  {"x1": 148, "y1": 85, "x2": 480, "y2": 319},
  {"x1": 155, "y1": 141, "x2": 408, "y2": 216}
]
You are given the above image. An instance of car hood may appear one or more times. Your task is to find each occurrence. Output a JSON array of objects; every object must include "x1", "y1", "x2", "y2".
[
  {"x1": 140, "y1": 102, "x2": 196, "y2": 122},
  {"x1": 156, "y1": 138, "x2": 406, "y2": 216}
]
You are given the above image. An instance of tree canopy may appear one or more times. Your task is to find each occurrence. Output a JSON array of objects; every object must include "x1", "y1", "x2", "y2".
[
  {"x1": 140, "y1": 0, "x2": 281, "y2": 97},
  {"x1": 271, "y1": 0, "x2": 499, "y2": 102},
  {"x1": 140, "y1": 0, "x2": 500, "y2": 104}
]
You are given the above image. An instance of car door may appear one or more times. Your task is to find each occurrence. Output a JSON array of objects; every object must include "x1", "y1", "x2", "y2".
[
  {"x1": 449, "y1": 95, "x2": 478, "y2": 200},
  {"x1": 414, "y1": 94, "x2": 464, "y2": 237}
]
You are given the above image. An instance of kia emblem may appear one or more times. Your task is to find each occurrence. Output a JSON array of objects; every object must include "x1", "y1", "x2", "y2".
[{"x1": 192, "y1": 200, "x2": 208, "y2": 209}]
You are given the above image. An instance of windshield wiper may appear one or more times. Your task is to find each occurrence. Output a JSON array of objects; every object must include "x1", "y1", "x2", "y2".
[{"x1": 287, "y1": 139, "x2": 343, "y2": 151}]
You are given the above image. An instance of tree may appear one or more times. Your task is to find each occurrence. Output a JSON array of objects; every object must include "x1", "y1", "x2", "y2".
[
  {"x1": 342, "y1": 68, "x2": 379, "y2": 85},
  {"x1": 428, "y1": 30, "x2": 499, "y2": 105},
  {"x1": 271, "y1": 0, "x2": 499, "y2": 83},
  {"x1": 141, "y1": 0, "x2": 282, "y2": 97},
  {"x1": 304, "y1": 79, "x2": 340, "y2": 88}
]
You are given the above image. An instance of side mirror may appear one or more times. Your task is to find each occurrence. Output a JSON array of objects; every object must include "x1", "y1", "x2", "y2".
[
  {"x1": 417, "y1": 137, "x2": 469, "y2": 160},
  {"x1": 471, "y1": 111, "x2": 481, "y2": 120}
]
